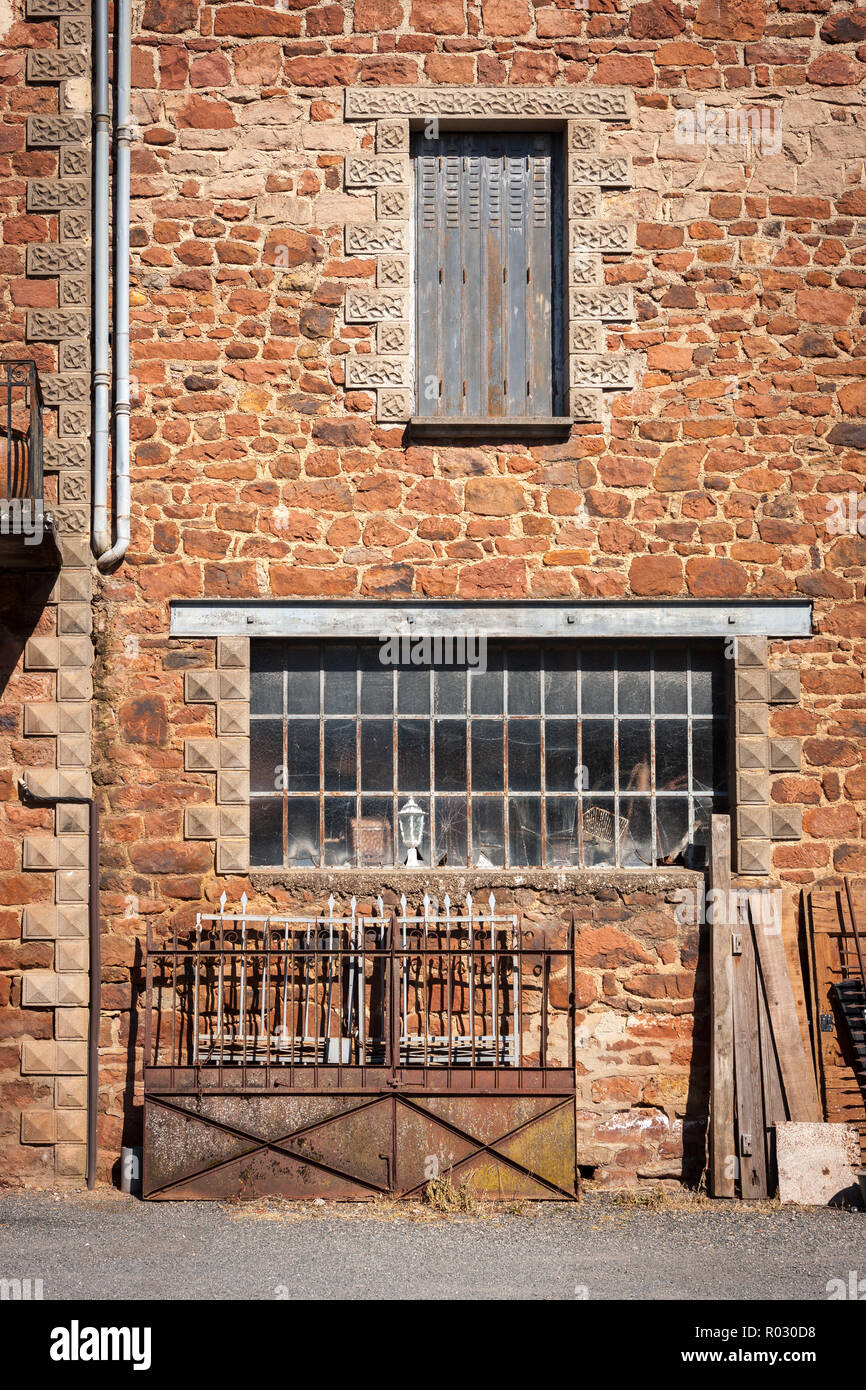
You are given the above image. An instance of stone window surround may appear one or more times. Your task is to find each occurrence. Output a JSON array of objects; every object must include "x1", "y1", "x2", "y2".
[
  {"x1": 175, "y1": 600, "x2": 812, "y2": 880},
  {"x1": 340, "y1": 86, "x2": 637, "y2": 429}
]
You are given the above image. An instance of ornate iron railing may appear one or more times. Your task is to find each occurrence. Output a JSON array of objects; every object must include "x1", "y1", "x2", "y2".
[{"x1": 1, "y1": 359, "x2": 43, "y2": 506}]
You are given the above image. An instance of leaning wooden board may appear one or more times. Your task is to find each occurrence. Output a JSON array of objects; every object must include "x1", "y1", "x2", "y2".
[{"x1": 807, "y1": 887, "x2": 866, "y2": 1162}]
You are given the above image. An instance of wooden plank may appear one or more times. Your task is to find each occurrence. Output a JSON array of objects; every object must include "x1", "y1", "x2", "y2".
[
  {"x1": 709, "y1": 814, "x2": 735, "y2": 1197},
  {"x1": 441, "y1": 137, "x2": 463, "y2": 417},
  {"x1": 484, "y1": 141, "x2": 504, "y2": 418},
  {"x1": 732, "y1": 903, "x2": 768, "y2": 1198},
  {"x1": 757, "y1": 962, "x2": 785, "y2": 1194},
  {"x1": 781, "y1": 890, "x2": 812, "y2": 1063},
  {"x1": 749, "y1": 890, "x2": 822, "y2": 1122}
]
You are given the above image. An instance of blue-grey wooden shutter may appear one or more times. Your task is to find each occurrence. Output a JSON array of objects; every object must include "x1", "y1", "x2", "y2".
[{"x1": 414, "y1": 131, "x2": 560, "y2": 420}]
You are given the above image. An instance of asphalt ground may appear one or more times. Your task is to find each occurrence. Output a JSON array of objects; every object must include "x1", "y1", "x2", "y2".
[{"x1": 1, "y1": 1187, "x2": 864, "y2": 1302}]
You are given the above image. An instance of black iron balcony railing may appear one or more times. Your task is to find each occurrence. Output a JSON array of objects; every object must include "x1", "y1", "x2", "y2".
[
  {"x1": 2, "y1": 359, "x2": 43, "y2": 504},
  {"x1": 1, "y1": 359, "x2": 58, "y2": 564}
]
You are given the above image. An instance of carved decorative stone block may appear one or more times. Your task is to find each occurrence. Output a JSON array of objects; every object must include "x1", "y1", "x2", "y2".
[
  {"x1": 185, "y1": 739, "x2": 220, "y2": 773},
  {"x1": 376, "y1": 119, "x2": 409, "y2": 153},
  {"x1": 769, "y1": 738, "x2": 801, "y2": 773},
  {"x1": 377, "y1": 187, "x2": 410, "y2": 220},
  {"x1": 570, "y1": 354, "x2": 634, "y2": 389},
  {"x1": 736, "y1": 668, "x2": 769, "y2": 703},
  {"x1": 185, "y1": 670, "x2": 220, "y2": 703},
  {"x1": 219, "y1": 670, "x2": 250, "y2": 702},
  {"x1": 218, "y1": 637, "x2": 249, "y2": 669},
  {"x1": 567, "y1": 187, "x2": 600, "y2": 219},
  {"x1": 737, "y1": 771, "x2": 770, "y2": 805},
  {"x1": 738, "y1": 840, "x2": 771, "y2": 876},
  {"x1": 345, "y1": 155, "x2": 408, "y2": 189},
  {"x1": 219, "y1": 738, "x2": 250, "y2": 771},
  {"x1": 346, "y1": 354, "x2": 409, "y2": 389},
  {"x1": 570, "y1": 252, "x2": 602, "y2": 285},
  {"x1": 569, "y1": 220, "x2": 634, "y2": 253},
  {"x1": 737, "y1": 703, "x2": 769, "y2": 737},
  {"x1": 769, "y1": 670, "x2": 800, "y2": 704},
  {"x1": 378, "y1": 388, "x2": 412, "y2": 423},
  {"x1": 737, "y1": 806, "x2": 771, "y2": 841},
  {"x1": 377, "y1": 321, "x2": 410, "y2": 355},
  {"x1": 568, "y1": 390, "x2": 603, "y2": 423},
  {"x1": 736, "y1": 737, "x2": 769, "y2": 770},
  {"x1": 345, "y1": 288, "x2": 407, "y2": 324},
  {"x1": 771, "y1": 806, "x2": 802, "y2": 841},
  {"x1": 216, "y1": 839, "x2": 249, "y2": 874},
  {"x1": 569, "y1": 322, "x2": 604, "y2": 354},
  {"x1": 567, "y1": 121, "x2": 600, "y2": 151},
  {"x1": 184, "y1": 806, "x2": 219, "y2": 840},
  {"x1": 568, "y1": 154, "x2": 631, "y2": 186},
  {"x1": 345, "y1": 222, "x2": 407, "y2": 254},
  {"x1": 569, "y1": 287, "x2": 634, "y2": 321},
  {"x1": 377, "y1": 255, "x2": 409, "y2": 288},
  {"x1": 217, "y1": 771, "x2": 249, "y2": 805},
  {"x1": 218, "y1": 702, "x2": 250, "y2": 737},
  {"x1": 345, "y1": 87, "x2": 631, "y2": 122}
]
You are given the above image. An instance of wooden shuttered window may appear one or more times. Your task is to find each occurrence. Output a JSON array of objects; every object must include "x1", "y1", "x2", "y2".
[{"x1": 413, "y1": 131, "x2": 564, "y2": 422}]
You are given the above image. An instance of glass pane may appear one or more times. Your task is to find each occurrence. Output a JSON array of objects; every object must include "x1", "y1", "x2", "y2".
[
  {"x1": 654, "y1": 650, "x2": 688, "y2": 714},
  {"x1": 435, "y1": 796, "x2": 467, "y2": 866},
  {"x1": 471, "y1": 799, "x2": 504, "y2": 867},
  {"x1": 323, "y1": 719, "x2": 356, "y2": 791},
  {"x1": 508, "y1": 719, "x2": 541, "y2": 791},
  {"x1": 398, "y1": 668, "x2": 429, "y2": 715},
  {"x1": 655, "y1": 720, "x2": 688, "y2": 792},
  {"x1": 618, "y1": 650, "x2": 650, "y2": 714},
  {"x1": 546, "y1": 798, "x2": 580, "y2": 866},
  {"x1": 507, "y1": 649, "x2": 540, "y2": 714},
  {"x1": 396, "y1": 795, "x2": 431, "y2": 866},
  {"x1": 581, "y1": 797, "x2": 619, "y2": 867},
  {"x1": 692, "y1": 719, "x2": 726, "y2": 792},
  {"x1": 582, "y1": 720, "x2": 613, "y2": 791},
  {"x1": 324, "y1": 797, "x2": 353, "y2": 867},
  {"x1": 286, "y1": 798, "x2": 319, "y2": 867},
  {"x1": 470, "y1": 647, "x2": 503, "y2": 715},
  {"x1": 581, "y1": 651, "x2": 614, "y2": 714},
  {"x1": 354, "y1": 798, "x2": 393, "y2": 866},
  {"x1": 250, "y1": 642, "x2": 283, "y2": 716},
  {"x1": 544, "y1": 648, "x2": 576, "y2": 715},
  {"x1": 508, "y1": 797, "x2": 541, "y2": 866},
  {"x1": 656, "y1": 799, "x2": 690, "y2": 867},
  {"x1": 691, "y1": 797, "x2": 716, "y2": 869},
  {"x1": 398, "y1": 720, "x2": 430, "y2": 789},
  {"x1": 471, "y1": 719, "x2": 504, "y2": 792},
  {"x1": 691, "y1": 649, "x2": 726, "y2": 716},
  {"x1": 619, "y1": 720, "x2": 651, "y2": 792},
  {"x1": 435, "y1": 669, "x2": 466, "y2": 715},
  {"x1": 360, "y1": 644, "x2": 392, "y2": 714},
  {"x1": 250, "y1": 719, "x2": 282, "y2": 794},
  {"x1": 435, "y1": 721, "x2": 466, "y2": 791},
  {"x1": 323, "y1": 645, "x2": 356, "y2": 714},
  {"x1": 621, "y1": 796, "x2": 653, "y2": 868},
  {"x1": 286, "y1": 719, "x2": 319, "y2": 792},
  {"x1": 361, "y1": 721, "x2": 393, "y2": 790},
  {"x1": 545, "y1": 719, "x2": 578, "y2": 791},
  {"x1": 286, "y1": 645, "x2": 319, "y2": 715},
  {"x1": 250, "y1": 797, "x2": 282, "y2": 866}
]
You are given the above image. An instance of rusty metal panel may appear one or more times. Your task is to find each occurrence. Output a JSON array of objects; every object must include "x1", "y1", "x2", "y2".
[{"x1": 143, "y1": 899, "x2": 579, "y2": 1201}]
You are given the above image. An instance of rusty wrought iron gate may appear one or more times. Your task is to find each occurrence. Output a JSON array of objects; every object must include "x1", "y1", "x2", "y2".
[{"x1": 143, "y1": 895, "x2": 578, "y2": 1201}]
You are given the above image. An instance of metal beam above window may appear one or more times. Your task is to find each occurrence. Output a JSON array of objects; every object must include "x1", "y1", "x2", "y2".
[{"x1": 171, "y1": 599, "x2": 812, "y2": 641}]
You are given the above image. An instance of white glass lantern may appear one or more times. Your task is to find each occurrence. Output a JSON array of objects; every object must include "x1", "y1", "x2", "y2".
[{"x1": 398, "y1": 797, "x2": 425, "y2": 867}]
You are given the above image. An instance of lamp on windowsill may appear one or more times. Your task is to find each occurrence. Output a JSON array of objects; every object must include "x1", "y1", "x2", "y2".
[{"x1": 398, "y1": 797, "x2": 425, "y2": 867}]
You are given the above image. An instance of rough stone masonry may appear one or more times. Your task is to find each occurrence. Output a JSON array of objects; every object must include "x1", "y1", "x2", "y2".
[{"x1": 1, "y1": 0, "x2": 865, "y2": 1189}]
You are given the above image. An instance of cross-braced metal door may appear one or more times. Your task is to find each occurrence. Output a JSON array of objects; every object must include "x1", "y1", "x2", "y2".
[{"x1": 143, "y1": 895, "x2": 579, "y2": 1201}]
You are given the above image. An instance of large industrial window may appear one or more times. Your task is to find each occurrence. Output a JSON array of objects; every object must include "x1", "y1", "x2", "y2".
[
  {"x1": 249, "y1": 641, "x2": 728, "y2": 871},
  {"x1": 413, "y1": 130, "x2": 564, "y2": 421}
]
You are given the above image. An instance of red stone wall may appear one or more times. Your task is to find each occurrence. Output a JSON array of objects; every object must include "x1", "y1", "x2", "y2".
[{"x1": 3, "y1": 0, "x2": 866, "y2": 1187}]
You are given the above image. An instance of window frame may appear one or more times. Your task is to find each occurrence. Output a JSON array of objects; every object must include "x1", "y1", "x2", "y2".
[{"x1": 248, "y1": 638, "x2": 731, "y2": 873}]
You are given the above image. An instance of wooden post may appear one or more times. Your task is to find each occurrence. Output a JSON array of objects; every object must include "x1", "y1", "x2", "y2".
[{"x1": 710, "y1": 814, "x2": 736, "y2": 1197}]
